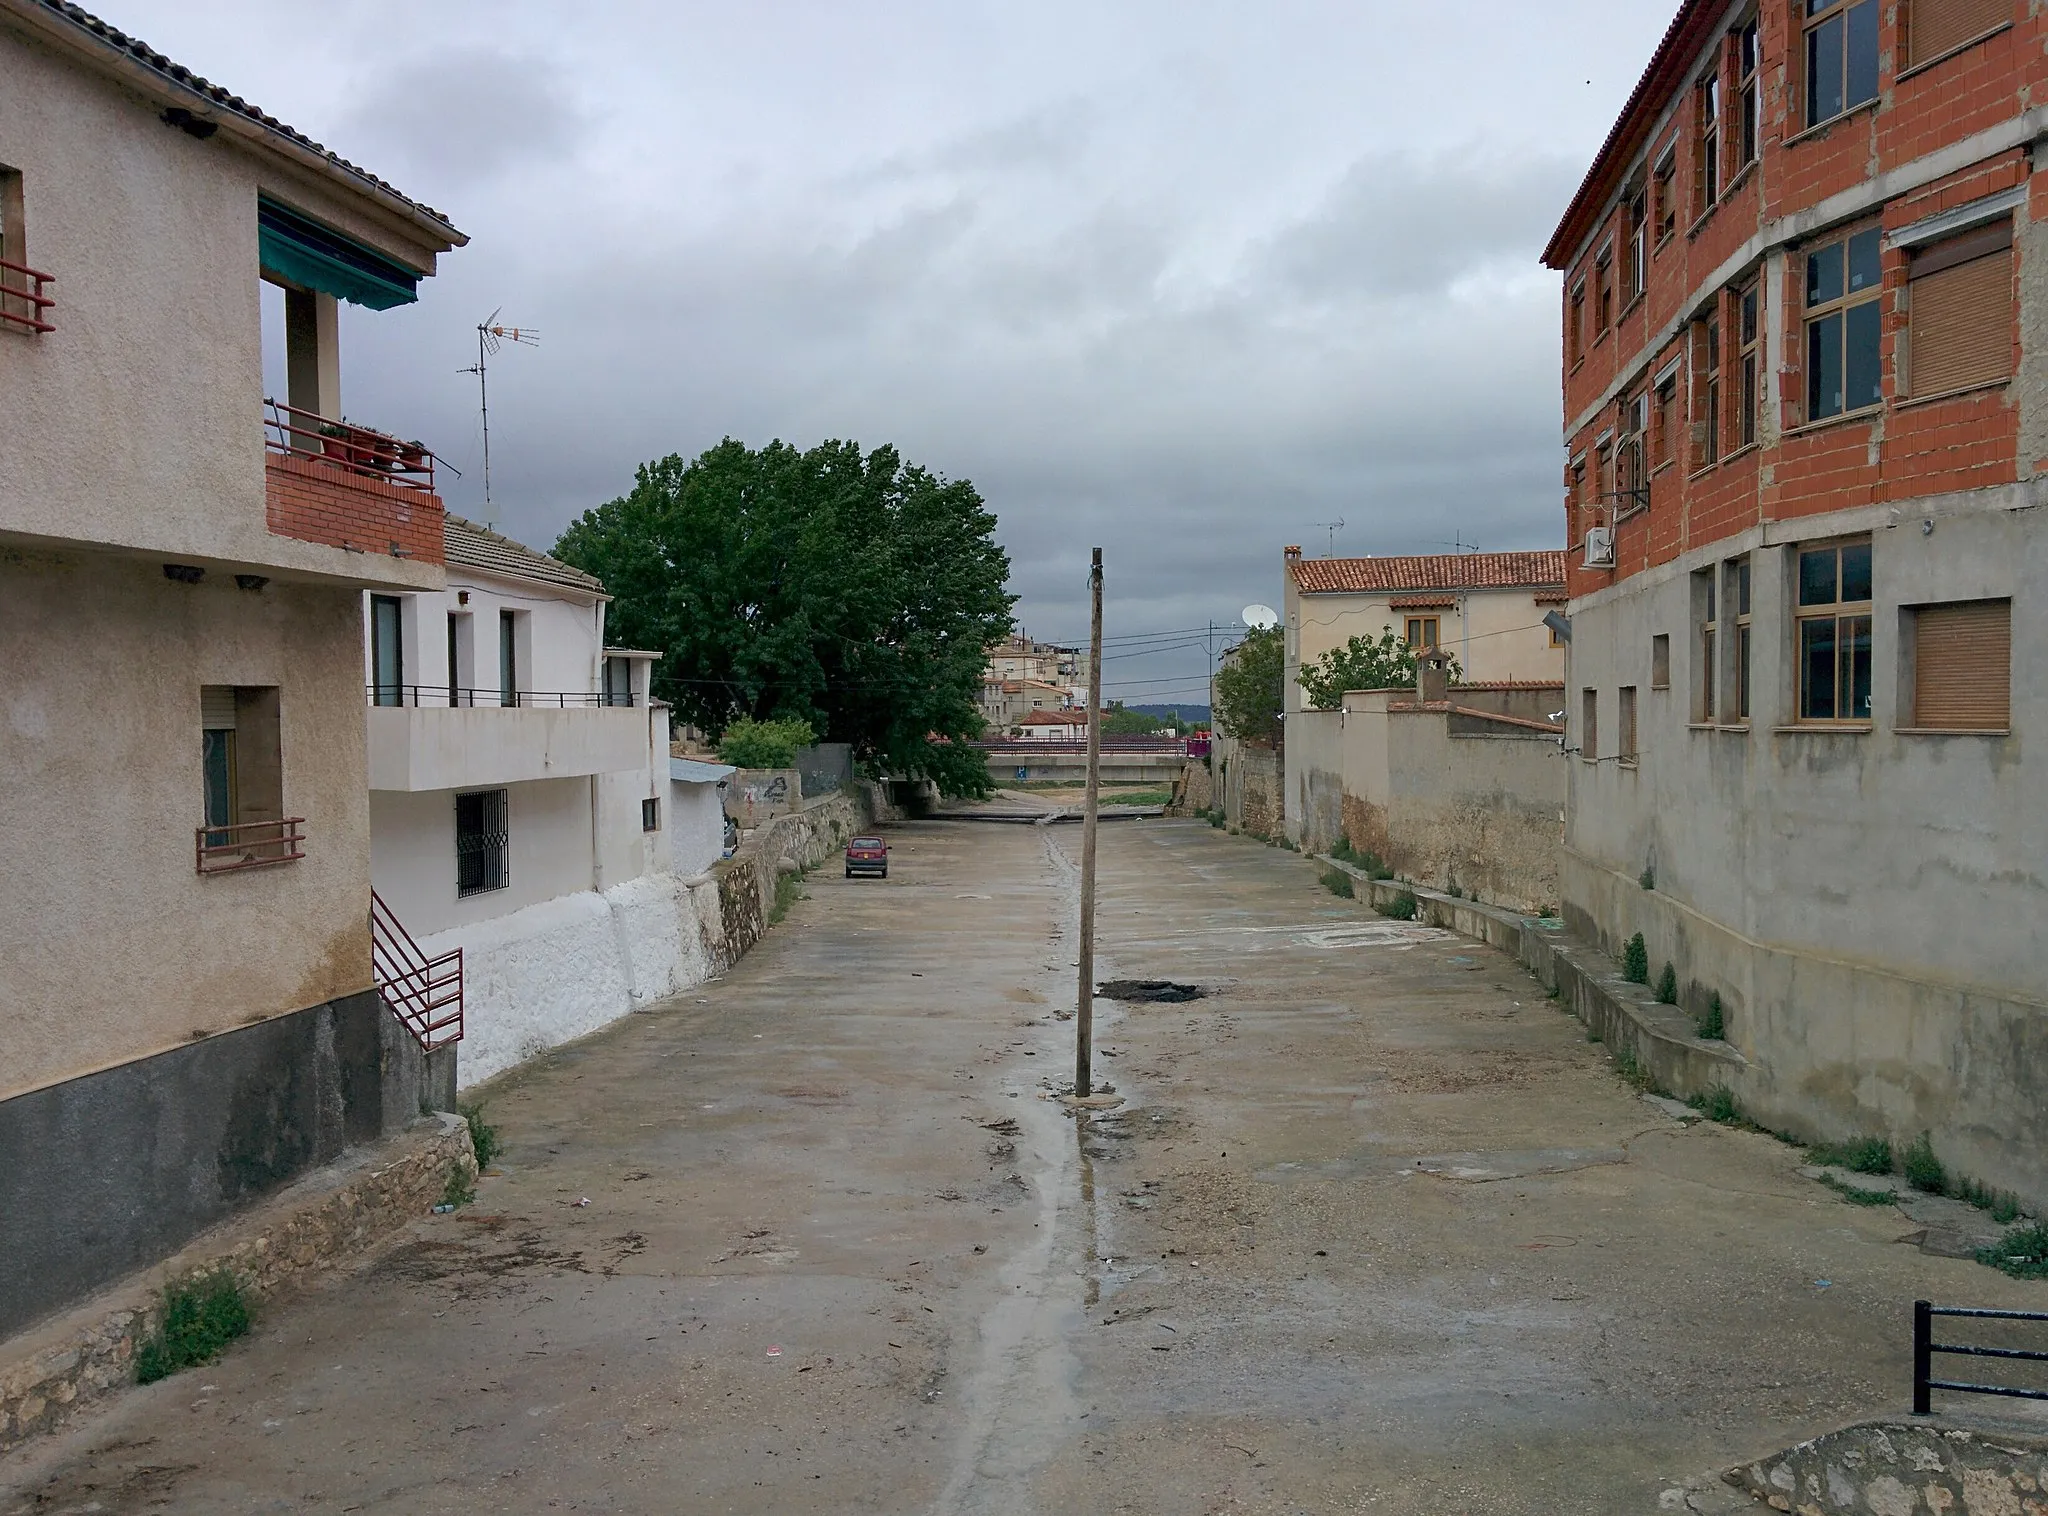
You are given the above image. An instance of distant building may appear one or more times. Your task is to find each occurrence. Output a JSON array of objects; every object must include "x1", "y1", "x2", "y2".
[
  {"x1": 1544, "y1": 0, "x2": 2047, "y2": 1198},
  {"x1": 1281, "y1": 547, "x2": 1567, "y2": 715},
  {"x1": 979, "y1": 676, "x2": 1075, "y2": 730},
  {"x1": 0, "y1": 4, "x2": 463, "y2": 1339}
]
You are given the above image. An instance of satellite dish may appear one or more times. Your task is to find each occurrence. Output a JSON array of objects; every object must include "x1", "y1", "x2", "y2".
[{"x1": 1242, "y1": 604, "x2": 1280, "y2": 631}]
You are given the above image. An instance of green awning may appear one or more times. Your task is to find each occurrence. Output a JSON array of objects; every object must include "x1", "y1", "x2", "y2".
[{"x1": 258, "y1": 198, "x2": 419, "y2": 310}]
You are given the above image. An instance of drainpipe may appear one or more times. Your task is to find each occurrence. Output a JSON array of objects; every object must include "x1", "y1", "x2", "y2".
[{"x1": 590, "y1": 774, "x2": 604, "y2": 894}]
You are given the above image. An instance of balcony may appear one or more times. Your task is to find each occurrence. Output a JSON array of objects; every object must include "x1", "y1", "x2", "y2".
[
  {"x1": 366, "y1": 686, "x2": 651, "y2": 792},
  {"x1": 263, "y1": 400, "x2": 446, "y2": 565},
  {"x1": 0, "y1": 257, "x2": 55, "y2": 334},
  {"x1": 195, "y1": 817, "x2": 306, "y2": 874}
]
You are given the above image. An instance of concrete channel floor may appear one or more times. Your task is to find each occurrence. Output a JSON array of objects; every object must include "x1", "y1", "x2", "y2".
[{"x1": 7, "y1": 818, "x2": 2046, "y2": 1515}]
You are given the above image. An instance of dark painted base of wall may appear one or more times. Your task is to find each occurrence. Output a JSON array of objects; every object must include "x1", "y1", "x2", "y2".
[{"x1": 0, "y1": 992, "x2": 455, "y2": 1340}]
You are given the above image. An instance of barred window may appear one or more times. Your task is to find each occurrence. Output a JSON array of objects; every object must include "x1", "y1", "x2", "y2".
[{"x1": 456, "y1": 788, "x2": 510, "y2": 896}]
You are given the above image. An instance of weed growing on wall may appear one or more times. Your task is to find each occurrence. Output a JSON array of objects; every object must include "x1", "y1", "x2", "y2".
[
  {"x1": 136, "y1": 1272, "x2": 250, "y2": 1384},
  {"x1": 441, "y1": 1168, "x2": 476, "y2": 1208},
  {"x1": 768, "y1": 870, "x2": 806, "y2": 926},
  {"x1": 1612, "y1": 1043, "x2": 1657, "y2": 1093},
  {"x1": 1902, "y1": 1133, "x2": 1948, "y2": 1194},
  {"x1": 1207, "y1": 810, "x2": 1225, "y2": 828},
  {"x1": 1819, "y1": 1174, "x2": 1899, "y2": 1206},
  {"x1": 1375, "y1": 891, "x2": 1417, "y2": 921},
  {"x1": 1809, "y1": 1137, "x2": 1894, "y2": 1175},
  {"x1": 1622, "y1": 933, "x2": 1649, "y2": 984},
  {"x1": 1696, "y1": 993, "x2": 1725, "y2": 1040},
  {"x1": 1655, "y1": 963, "x2": 1679, "y2": 1004},
  {"x1": 1320, "y1": 869, "x2": 1354, "y2": 899},
  {"x1": 1330, "y1": 837, "x2": 1359, "y2": 864},
  {"x1": 460, "y1": 1104, "x2": 501, "y2": 1170},
  {"x1": 1639, "y1": 866, "x2": 1655, "y2": 891},
  {"x1": 1978, "y1": 1223, "x2": 2048, "y2": 1279},
  {"x1": 1689, "y1": 1085, "x2": 1741, "y2": 1124}
]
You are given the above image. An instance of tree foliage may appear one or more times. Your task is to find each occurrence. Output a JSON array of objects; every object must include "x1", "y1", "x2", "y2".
[
  {"x1": 1296, "y1": 626, "x2": 1460, "y2": 710},
  {"x1": 716, "y1": 716, "x2": 815, "y2": 770},
  {"x1": 1213, "y1": 627, "x2": 1283, "y2": 745},
  {"x1": 554, "y1": 438, "x2": 1015, "y2": 796},
  {"x1": 1101, "y1": 703, "x2": 1164, "y2": 735}
]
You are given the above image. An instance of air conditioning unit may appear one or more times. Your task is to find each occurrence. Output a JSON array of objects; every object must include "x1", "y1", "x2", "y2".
[{"x1": 1584, "y1": 527, "x2": 1615, "y2": 568}]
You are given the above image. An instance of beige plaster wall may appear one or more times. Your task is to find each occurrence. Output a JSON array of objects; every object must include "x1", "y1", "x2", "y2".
[
  {"x1": 0, "y1": 22, "x2": 439, "y2": 590},
  {"x1": 0, "y1": 549, "x2": 375, "y2": 1101}
]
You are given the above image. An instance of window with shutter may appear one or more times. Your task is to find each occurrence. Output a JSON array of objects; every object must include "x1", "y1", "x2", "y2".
[
  {"x1": 1911, "y1": 600, "x2": 2011, "y2": 730},
  {"x1": 1908, "y1": 220, "x2": 2013, "y2": 398},
  {"x1": 1908, "y1": 0, "x2": 2011, "y2": 67}
]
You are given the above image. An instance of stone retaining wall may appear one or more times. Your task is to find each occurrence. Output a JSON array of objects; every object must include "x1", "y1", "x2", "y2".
[
  {"x1": 0, "y1": 1110, "x2": 474, "y2": 1455},
  {"x1": 708, "y1": 782, "x2": 890, "y2": 969},
  {"x1": 1732, "y1": 1419, "x2": 2048, "y2": 1514}
]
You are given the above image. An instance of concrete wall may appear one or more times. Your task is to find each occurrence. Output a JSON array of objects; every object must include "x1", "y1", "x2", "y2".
[
  {"x1": 0, "y1": 989, "x2": 449, "y2": 1340},
  {"x1": 1214, "y1": 737, "x2": 1281, "y2": 838},
  {"x1": 669, "y1": 777, "x2": 727, "y2": 877},
  {"x1": 1284, "y1": 708, "x2": 1346, "y2": 854},
  {"x1": 727, "y1": 768, "x2": 801, "y2": 825},
  {"x1": 0, "y1": 551, "x2": 376, "y2": 1101},
  {"x1": 0, "y1": 20, "x2": 440, "y2": 591},
  {"x1": 1564, "y1": 488, "x2": 2048, "y2": 1201}
]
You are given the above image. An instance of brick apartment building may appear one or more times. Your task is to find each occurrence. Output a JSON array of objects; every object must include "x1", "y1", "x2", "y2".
[{"x1": 1543, "y1": 0, "x2": 2046, "y2": 1197}]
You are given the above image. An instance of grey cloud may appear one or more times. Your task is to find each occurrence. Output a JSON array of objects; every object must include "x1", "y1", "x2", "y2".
[
  {"x1": 1260, "y1": 145, "x2": 1586, "y2": 300},
  {"x1": 336, "y1": 48, "x2": 584, "y2": 192}
]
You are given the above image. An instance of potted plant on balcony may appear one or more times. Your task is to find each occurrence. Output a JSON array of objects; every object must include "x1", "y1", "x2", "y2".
[
  {"x1": 397, "y1": 438, "x2": 428, "y2": 476},
  {"x1": 318, "y1": 420, "x2": 354, "y2": 463}
]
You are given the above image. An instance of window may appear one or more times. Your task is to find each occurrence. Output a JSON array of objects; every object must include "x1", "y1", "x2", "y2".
[
  {"x1": 1652, "y1": 146, "x2": 1678, "y2": 243},
  {"x1": 1696, "y1": 569, "x2": 1718, "y2": 722},
  {"x1": 1653, "y1": 372, "x2": 1678, "y2": 468},
  {"x1": 1695, "y1": 70, "x2": 1722, "y2": 214},
  {"x1": 1736, "y1": 19, "x2": 1761, "y2": 165},
  {"x1": 370, "y1": 595, "x2": 404, "y2": 706},
  {"x1": 1618, "y1": 687, "x2": 1638, "y2": 763},
  {"x1": 603, "y1": 655, "x2": 635, "y2": 707},
  {"x1": 456, "y1": 789, "x2": 510, "y2": 896},
  {"x1": 1580, "y1": 688, "x2": 1599, "y2": 759},
  {"x1": 1805, "y1": 227, "x2": 1883, "y2": 421},
  {"x1": 1404, "y1": 616, "x2": 1441, "y2": 650},
  {"x1": 1569, "y1": 281, "x2": 1587, "y2": 366},
  {"x1": 1907, "y1": 0, "x2": 2009, "y2": 69},
  {"x1": 0, "y1": 164, "x2": 50, "y2": 335},
  {"x1": 199, "y1": 685, "x2": 289, "y2": 870},
  {"x1": 1729, "y1": 557, "x2": 1753, "y2": 721},
  {"x1": 499, "y1": 608, "x2": 520, "y2": 707},
  {"x1": 1906, "y1": 218, "x2": 2014, "y2": 398},
  {"x1": 1595, "y1": 244, "x2": 1614, "y2": 334},
  {"x1": 1618, "y1": 393, "x2": 1648, "y2": 515},
  {"x1": 1652, "y1": 634, "x2": 1672, "y2": 689},
  {"x1": 1698, "y1": 313, "x2": 1723, "y2": 467},
  {"x1": 1806, "y1": 0, "x2": 1879, "y2": 128},
  {"x1": 1908, "y1": 600, "x2": 2010, "y2": 730},
  {"x1": 1625, "y1": 190, "x2": 1648, "y2": 303},
  {"x1": 1549, "y1": 618, "x2": 1566, "y2": 649},
  {"x1": 1737, "y1": 283, "x2": 1761, "y2": 448},
  {"x1": 641, "y1": 796, "x2": 662, "y2": 832},
  {"x1": 1796, "y1": 539, "x2": 1873, "y2": 722}
]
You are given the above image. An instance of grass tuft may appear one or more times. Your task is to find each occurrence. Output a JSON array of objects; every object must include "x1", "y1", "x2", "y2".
[
  {"x1": 1978, "y1": 1222, "x2": 2048, "y2": 1279},
  {"x1": 1612, "y1": 1043, "x2": 1657, "y2": 1093},
  {"x1": 441, "y1": 1168, "x2": 476, "y2": 1208},
  {"x1": 1902, "y1": 1132, "x2": 1947, "y2": 1194},
  {"x1": 136, "y1": 1271, "x2": 250, "y2": 1384},
  {"x1": 1688, "y1": 1085, "x2": 1741, "y2": 1124},
  {"x1": 1374, "y1": 890, "x2": 1417, "y2": 921},
  {"x1": 1820, "y1": 1174, "x2": 1900, "y2": 1207},
  {"x1": 768, "y1": 870, "x2": 806, "y2": 926},
  {"x1": 1808, "y1": 1137, "x2": 1894, "y2": 1175},
  {"x1": 1319, "y1": 868, "x2": 1354, "y2": 899}
]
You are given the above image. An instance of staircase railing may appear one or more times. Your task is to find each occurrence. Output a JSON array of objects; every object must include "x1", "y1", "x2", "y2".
[{"x1": 370, "y1": 890, "x2": 464, "y2": 1051}]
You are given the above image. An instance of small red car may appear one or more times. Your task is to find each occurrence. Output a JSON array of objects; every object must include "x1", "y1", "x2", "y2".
[{"x1": 844, "y1": 835, "x2": 889, "y2": 879}]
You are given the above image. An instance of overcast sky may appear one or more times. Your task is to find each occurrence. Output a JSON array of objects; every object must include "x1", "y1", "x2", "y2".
[{"x1": 118, "y1": 0, "x2": 1669, "y2": 705}]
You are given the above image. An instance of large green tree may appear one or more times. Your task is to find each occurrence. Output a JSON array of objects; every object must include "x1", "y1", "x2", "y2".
[
  {"x1": 554, "y1": 438, "x2": 1015, "y2": 796},
  {"x1": 1213, "y1": 626, "x2": 1283, "y2": 745},
  {"x1": 1296, "y1": 627, "x2": 1461, "y2": 710}
]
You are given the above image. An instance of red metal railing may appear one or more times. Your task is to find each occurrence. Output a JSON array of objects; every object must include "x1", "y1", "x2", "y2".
[
  {"x1": 263, "y1": 399, "x2": 437, "y2": 493},
  {"x1": 370, "y1": 889, "x2": 463, "y2": 1050},
  {"x1": 195, "y1": 817, "x2": 306, "y2": 874},
  {"x1": 0, "y1": 257, "x2": 55, "y2": 334}
]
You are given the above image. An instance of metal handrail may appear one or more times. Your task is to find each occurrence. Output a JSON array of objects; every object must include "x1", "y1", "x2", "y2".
[
  {"x1": 366, "y1": 683, "x2": 639, "y2": 709},
  {"x1": 1914, "y1": 1301, "x2": 2048, "y2": 1413},
  {"x1": 0, "y1": 256, "x2": 55, "y2": 334},
  {"x1": 264, "y1": 398, "x2": 437, "y2": 493},
  {"x1": 370, "y1": 890, "x2": 463, "y2": 1050},
  {"x1": 195, "y1": 817, "x2": 305, "y2": 874}
]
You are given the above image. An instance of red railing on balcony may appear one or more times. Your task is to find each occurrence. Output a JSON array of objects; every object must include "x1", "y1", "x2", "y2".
[
  {"x1": 195, "y1": 817, "x2": 306, "y2": 874},
  {"x1": 263, "y1": 399, "x2": 438, "y2": 493},
  {"x1": 370, "y1": 890, "x2": 464, "y2": 1051},
  {"x1": 0, "y1": 257, "x2": 55, "y2": 334}
]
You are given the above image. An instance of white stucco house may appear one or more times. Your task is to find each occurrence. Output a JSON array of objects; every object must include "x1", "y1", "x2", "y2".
[
  {"x1": 361, "y1": 516, "x2": 712, "y2": 1085},
  {"x1": 669, "y1": 757, "x2": 736, "y2": 877}
]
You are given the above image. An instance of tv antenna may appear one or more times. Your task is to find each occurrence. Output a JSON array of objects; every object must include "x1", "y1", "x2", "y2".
[
  {"x1": 458, "y1": 309, "x2": 538, "y2": 520},
  {"x1": 1314, "y1": 518, "x2": 1345, "y2": 556},
  {"x1": 1430, "y1": 530, "x2": 1482, "y2": 554}
]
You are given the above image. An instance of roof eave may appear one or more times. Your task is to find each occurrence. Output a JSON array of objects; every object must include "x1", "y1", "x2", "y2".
[{"x1": 4, "y1": 0, "x2": 465, "y2": 257}]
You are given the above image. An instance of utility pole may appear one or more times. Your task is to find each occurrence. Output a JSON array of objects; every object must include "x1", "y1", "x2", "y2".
[{"x1": 1076, "y1": 548, "x2": 1104, "y2": 1098}]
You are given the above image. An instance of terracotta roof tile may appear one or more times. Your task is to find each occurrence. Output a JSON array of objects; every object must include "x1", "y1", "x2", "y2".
[
  {"x1": 1289, "y1": 551, "x2": 1567, "y2": 595},
  {"x1": 445, "y1": 515, "x2": 604, "y2": 595},
  {"x1": 1387, "y1": 593, "x2": 1458, "y2": 609}
]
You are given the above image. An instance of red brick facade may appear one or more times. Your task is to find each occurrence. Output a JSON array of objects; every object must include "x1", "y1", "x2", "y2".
[
  {"x1": 265, "y1": 454, "x2": 446, "y2": 566},
  {"x1": 1546, "y1": 0, "x2": 2042, "y2": 600}
]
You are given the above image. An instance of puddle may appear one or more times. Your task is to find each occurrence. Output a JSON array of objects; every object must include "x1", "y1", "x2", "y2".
[{"x1": 1096, "y1": 980, "x2": 1206, "y2": 1004}]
